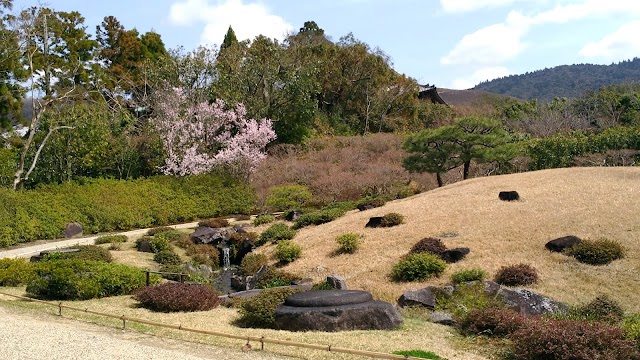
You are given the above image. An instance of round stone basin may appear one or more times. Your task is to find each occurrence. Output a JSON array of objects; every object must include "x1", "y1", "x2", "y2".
[{"x1": 283, "y1": 290, "x2": 373, "y2": 307}]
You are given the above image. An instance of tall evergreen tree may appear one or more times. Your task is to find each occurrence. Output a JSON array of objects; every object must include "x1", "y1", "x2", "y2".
[{"x1": 220, "y1": 25, "x2": 238, "y2": 51}]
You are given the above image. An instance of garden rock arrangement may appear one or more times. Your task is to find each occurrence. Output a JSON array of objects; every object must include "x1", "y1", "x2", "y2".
[
  {"x1": 545, "y1": 235, "x2": 581, "y2": 252},
  {"x1": 498, "y1": 191, "x2": 520, "y2": 201},
  {"x1": 275, "y1": 290, "x2": 402, "y2": 332}
]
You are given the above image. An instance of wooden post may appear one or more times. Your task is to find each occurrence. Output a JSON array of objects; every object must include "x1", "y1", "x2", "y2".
[
  {"x1": 145, "y1": 271, "x2": 150, "y2": 286},
  {"x1": 179, "y1": 273, "x2": 184, "y2": 283}
]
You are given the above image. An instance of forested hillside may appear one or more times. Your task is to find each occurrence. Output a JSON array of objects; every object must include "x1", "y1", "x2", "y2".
[{"x1": 473, "y1": 58, "x2": 640, "y2": 102}]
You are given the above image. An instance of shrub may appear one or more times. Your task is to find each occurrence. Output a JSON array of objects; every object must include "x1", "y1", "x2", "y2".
[
  {"x1": 146, "y1": 226, "x2": 175, "y2": 236},
  {"x1": 410, "y1": 237, "x2": 446, "y2": 257},
  {"x1": 253, "y1": 214, "x2": 276, "y2": 226},
  {"x1": 355, "y1": 197, "x2": 385, "y2": 210},
  {"x1": 108, "y1": 243, "x2": 122, "y2": 251},
  {"x1": 274, "y1": 240, "x2": 302, "y2": 264},
  {"x1": 257, "y1": 223, "x2": 296, "y2": 245},
  {"x1": 0, "y1": 258, "x2": 36, "y2": 286},
  {"x1": 311, "y1": 280, "x2": 334, "y2": 290},
  {"x1": 173, "y1": 234, "x2": 193, "y2": 249},
  {"x1": 185, "y1": 244, "x2": 220, "y2": 269},
  {"x1": 154, "y1": 230, "x2": 184, "y2": 242},
  {"x1": 94, "y1": 235, "x2": 128, "y2": 245},
  {"x1": 575, "y1": 295, "x2": 625, "y2": 323},
  {"x1": 134, "y1": 283, "x2": 221, "y2": 312},
  {"x1": 494, "y1": 264, "x2": 538, "y2": 286},
  {"x1": 237, "y1": 287, "x2": 303, "y2": 328},
  {"x1": 292, "y1": 208, "x2": 347, "y2": 229},
  {"x1": 136, "y1": 236, "x2": 171, "y2": 254},
  {"x1": 622, "y1": 313, "x2": 640, "y2": 345},
  {"x1": 153, "y1": 249, "x2": 182, "y2": 266},
  {"x1": 240, "y1": 253, "x2": 269, "y2": 276},
  {"x1": 436, "y1": 282, "x2": 506, "y2": 320},
  {"x1": 565, "y1": 238, "x2": 625, "y2": 265},
  {"x1": 157, "y1": 264, "x2": 195, "y2": 282},
  {"x1": 26, "y1": 259, "x2": 153, "y2": 300},
  {"x1": 391, "y1": 253, "x2": 446, "y2": 282},
  {"x1": 392, "y1": 350, "x2": 447, "y2": 360},
  {"x1": 511, "y1": 319, "x2": 639, "y2": 360},
  {"x1": 335, "y1": 233, "x2": 363, "y2": 254},
  {"x1": 266, "y1": 185, "x2": 312, "y2": 211},
  {"x1": 43, "y1": 245, "x2": 113, "y2": 263},
  {"x1": 198, "y1": 218, "x2": 229, "y2": 228},
  {"x1": 255, "y1": 268, "x2": 300, "y2": 289},
  {"x1": 451, "y1": 268, "x2": 487, "y2": 285},
  {"x1": 458, "y1": 307, "x2": 528, "y2": 337},
  {"x1": 381, "y1": 212, "x2": 404, "y2": 227}
]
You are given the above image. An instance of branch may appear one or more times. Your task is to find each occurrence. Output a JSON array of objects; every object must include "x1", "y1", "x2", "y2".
[{"x1": 23, "y1": 125, "x2": 74, "y2": 181}]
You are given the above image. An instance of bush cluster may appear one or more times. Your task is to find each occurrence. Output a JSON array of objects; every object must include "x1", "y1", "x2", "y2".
[
  {"x1": 335, "y1": 233, "x2": 363, "y2": 254},
  {"x1": 255, "y1": 268, "x2": 300, "y2": 288},
  {"x1": 146, "y1": 227, "x2": 175, "y2": 236},
  {"x1": 381, "y1": 212, "x2": 404, "y2": 227},
  {"x1": 26, "y1": 259, "x2": 153, "y2": 300},
  {"x1": 565, "y1": 295, "x2": 625, "y2": 323},
  {"x1": 266, "y1": 185, "x2": 312, "y2": 212},
  {"x1": 391, "y1": 350, "x2": 446, "y2": 360},
  {"x1": 565, "y1": 238, "x2": 625, "y2": 265},
  {"x1": 43, "y1": 245, "x2": 113, "y2": 263},
  {"x1": 436, "y1": 282, "x2": 505, "y2": 320},
  {"x1": 410, "y1": 237, "x2": 447, "y2": 257},
  {"x1": 198, "y1": 218, "x2": 229, "y2": 229},
  {"x1": 240, "y1": 253, "x2": 269, "y2": 276},
  {"x1": 237, "y1": 287, "x2": 303, "y2": 328},
  {"x1": 0, "y1": 258, "x2": 36, "y2": 286},
  {"x1": 0, "y1": 174, "x2": 255, "y2": 248},
  {"x1": 450, "y1": 268, "x2": 487, "y2": 285},
  {"x1": 391, "y1": 253, "x2": 446, "y2": 282},
  {"x1": 134, "y1": 283, "x2": 221, "y2": 312},
  {"x1": 153, "y1": 249, "x2": 181, "y2": 266},
  {"x1": 494, "y1": 263, "x2": 538, "y2": 286},
  {"x1": 253, "y1": 214, "x2": 276, "y2": 226},
  {"x1": 292, "y1": 208, "x2": 347, "y2": 229},
  {"x1": 185, "y1": 244, "x2": 220, "y2": 269},
  {"x1": 153, "y1": 230, "x2": 184, "y2": 242},
  {"x1": 94, "y1": 235, "x2": 128, "y2": 245},
  {"x1": 458, "y1": 307, "x2": 528, "y2": 337},
  {"x1": 355, "y1": 197, "x2": 386, "y2": 210},
  {"x1": 257, "y1": 223, "x2": 296, "y2": 246},
  {"x1": 274, "y1": 240, "x2": 302, "y2": 264},
  {"x1": 136, "y1": 236, "x2": 171, "y2": 254}
]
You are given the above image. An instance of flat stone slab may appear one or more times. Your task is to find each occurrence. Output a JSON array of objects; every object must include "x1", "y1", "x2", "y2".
[{"x1": 284, "y1": 290, "x2": 372, "y2": 307}]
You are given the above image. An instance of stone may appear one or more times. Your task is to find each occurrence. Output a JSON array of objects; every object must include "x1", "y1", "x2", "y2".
[
  {"x1": 545, "y1": 235, "x2": 581, "y2": 252},
  {"x1": 137, "y1": 240, "x2": 153, "y2": 253},
  {"x1": 326, "y1": 274, "x2": 348, "y2": 290},
  {"x1": 397, "y1": 286, "x2": 450, "y2": 309},
  {"x1": 182, "y1": 263, "x2": 198, "y2": 272},
  {"x1": 190, "y1": 226, "x2": 226, "y2": 245},
  {"x1": 365, "y1": 217, "x2": 384, "y2": 228},
  {"x1": 430, "y1": 311, "x2": 454, "y2": 326},
  {"x1": 198, "y1": 264, "x2": 213, "y2": 277},
  {"x1": 245, "y1": 265, "x2": 270, "y2": 290},
  {"x1": 499, "y1": 191, "x2": 520, "y2": 201},
  {"x1": 64, "y1": 222, "x2": 83, "y2": 238},
  {"x1": 275, "y1": 290, "x2": 402, "y2": 332},
  {"x1": 356, "y1": 203, "x2": 375, "y2": 211},
  {"x1": 441, "y1": 247, "x2": 470, "y2": 263},
  {"x1": 285, "y1": 210, "x2": 303, "y2": 222},
  {"x1": 497, "y1": 287, "x2": 568, "y2": 316},
  {"x1": 482, "y1": 281, "x2": 502, "y2": 296}
]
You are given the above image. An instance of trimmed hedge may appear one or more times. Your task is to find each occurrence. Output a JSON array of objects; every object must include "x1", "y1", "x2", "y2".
[
  {"x1": 292, "y1": 207, "x2": 348, "y2": 229},
  {"x1": 26, "y1": 259, "x2": 155, "y2": 300},
  {"x1": 134, "y1": 283, "x2": 221, "y2": 312},
  {"x1": 0, "y1": 258, "x2": 36, "y2": 286},
  {"x1": 42, "y1": 245, "x2": 113, "y2": 263},
  {"x1": 237, "y1": 287, "x2": 303, "y2": 328},
  {"x1": 0, "y1": 174, "x2": 255, "y2": 248},
  {"x1": 565, "y1": 238, "x2": 625, "y2": 265},
  {"x1": 94, "y1": 235, "x2": 128, "y2": 244},
  {"x1": 391, "y1": 253, "x2": 446, "y2": 282},
  {"x1": 257, "y1": 223, "x2": 296, "y2": 245}
]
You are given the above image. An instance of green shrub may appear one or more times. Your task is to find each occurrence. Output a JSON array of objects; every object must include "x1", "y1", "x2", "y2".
[
  {"x1": 198, "y1": 218, "x2": 229, "y2": 228},
  {"x1": 146, "y1": 226, "x2": 175, "y2": 236},
  {"x1": 458, "y1": 307, "x2": 528, "y2": 337},
  {"x1": 391, "y1": 253, "x2": 446, "y2": 282},
  {"x1": 451, "y1": 268, "x2": 487, "y2": 285},
  {"x1": 0, "y1": 258, "x2": 36, "y2": 286},
  {"x1": 311, "y1": 280, "x2": 334, "y2": 290},
  {"x1": 134, "y1": 283, "x2": 221, "y2": 312},
  {"x1": 257, "y1": 223, "x2": 296, "y2": 246},
  {"x1": 136, "y1": 236, "x2": 171, "y2": 254},
  {"x1": 274, "y1": 240, "x2": 302, "y2": 264},
  {"x1": 94, "y1": 235, "x2": 128, "y2": 245},
  {"x1": 185, "y1": 244, "x2": 220, "y2": 269},
  {"x1": 392, "y1": 350, "x2": 447, "y2": 360},
  {"x1": 292, "y1": 208, "x2": 347, "y2": 229},
  {"x1": 335, "y1": 233, "x2": 363, "y2": 254},
  {"x1": 381, "y1": 212, "x2": 404, "y2": 227},
  {"x1": 42, "y1": 245, "x2": 113, "y2": 263},
  {"x1": 173, "y1": 234, "x2": 193, "y2": 249},
  {"x1": 622, "y1": 313, "x2": 640, "y2": 345},
  {"x1": 436, "y1": 282, "x2": 506, "y2": 320},
  {"x1": 494, "y1": 264, "x2": 538, "y2": 286},
  {"x1": 355, "y1": 197, "x2": 386, "y2": 210},
  {"x1": 26, "y1": 259, "x2": 153, "y2": 300},
  {"x1": 240, "y1": 253, "x2": 269, "y2": 276},
  {"x1": 266, "y1": 185, "x2": 312, "y2": 211},
  {"x1": 253, "y1": 214, "x2": 276, "y2": 226},
  {"x1": 255, "y1": 268, "x2": 300, "y2": 289},
  {"x1": 575, "y1": 295, "x2": 625, "y2": 323},
  {"x1": 154, "y1": 230, "x2": 184, "y2": 242},
  {"x1": 510, "y1": 319, "x2": 638, "y2": 360},
  {"x1": 153, "y1": 249, "x2": 182, "y2": 266},
  {"x1": 237, "y1": 287, "x2": 303, "y2": 328},
  {"x1": 410, "y1": 237, "x2": 446, "y2": 256},
  {"x1": 565, "y1": 238, "x2": 625, "y2": 265}
]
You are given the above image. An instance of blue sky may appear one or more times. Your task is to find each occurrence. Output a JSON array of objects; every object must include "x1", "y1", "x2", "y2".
[{"x1": 11, "y1": 0, "x2": 640, "y2": 89}]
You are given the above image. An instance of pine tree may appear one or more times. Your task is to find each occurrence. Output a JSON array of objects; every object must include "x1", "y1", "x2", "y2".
[{"x1": 220, "y1": 25, "x2": 238, "y2": 51}]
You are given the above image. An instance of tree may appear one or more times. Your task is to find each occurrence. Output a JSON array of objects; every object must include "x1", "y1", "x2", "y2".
[
  {"x1": 0, "y1": 1, "x2": 24, "y2": 130},
  {"x1": 220, "y1": 25, "x2": 237, "y2": 52},
  {"x1": 403, "y1": 116, "x2": 513, "y2": 186},
  {"x1": 151, "y1": 86, "x2": 276, "y2": 178}
]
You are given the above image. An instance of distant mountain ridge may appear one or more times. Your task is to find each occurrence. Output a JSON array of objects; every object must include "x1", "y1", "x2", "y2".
[{"x1": 472, "y1": 57, "x2": 640, "y2": 102}]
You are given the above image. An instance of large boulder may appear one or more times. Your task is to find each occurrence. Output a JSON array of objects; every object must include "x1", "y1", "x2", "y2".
[
  {"x1": 441, "y1": 247, "x2": 470, "y2": 263},
  {"x1": 496, "y1": 287, "x2": 568, "y2": 316},
  {"x1": 499, "y1": 191, "x2": 520, "y2": 201},
  {"x1": 326, "y1": 274, "x2": 347, "y2": 290},
  {"x1": 190, "y1": 226, "x2": 226, "y2": 245},
  {"x1": 275, "y1": 290, "x2": 402, "y2": 332},
  {"x1": 397, "y1": 286, "x2": 453, "y2": 309},
  {"x1": 285, "y1": 210, "x2": 303, "y2": 222},
  {"x1": 545, "y1": 236, "x2": 581, "y2": 252},
  {"x1": 365, "y1": 217, "x2": 384, "y2": 228},
  {"x1": 64, "y1": 222, "x2": 83, "y2": 238}
]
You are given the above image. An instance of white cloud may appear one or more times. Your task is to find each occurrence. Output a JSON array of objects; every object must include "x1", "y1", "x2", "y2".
[
  {"x1": 439, "y1": 0, "x2": 536, "y2": 13},
  {"x1": 579, "y1": 20, "x2": 640, "y2": 61},
  {"x1": 169, "y1": 0, "x2": 293, "y2": 45},
  {"x1": 449, "y1": 66, "x2": 511, "y2": 89}
]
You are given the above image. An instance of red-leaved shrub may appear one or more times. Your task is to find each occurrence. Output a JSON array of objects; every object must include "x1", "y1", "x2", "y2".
[
  {"x1": 458, "y1": 307, "x2": 529, "y2": 337},
  {"x1": 134, "y1": 283, "x2": 221, "y2": 312},
  {"x1": 494, "y1": 263, "x2": 539, "y2": 286},
  {"x1": 410, "y1": 237, "x2": 447, "y2": 257}
]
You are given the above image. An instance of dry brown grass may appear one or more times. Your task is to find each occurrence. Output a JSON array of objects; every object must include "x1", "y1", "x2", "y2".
[{"x1": 264, "y1": 167, "x2": 640, "y2": 311}]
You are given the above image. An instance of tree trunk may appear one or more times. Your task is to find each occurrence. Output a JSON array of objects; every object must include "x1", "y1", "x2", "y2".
[
  {"x1": 463, "y1": 160, "x2": 471, "y2": 180},
  {"x1": 436, "y1": 173, "x2": 443, "y2": 187}
]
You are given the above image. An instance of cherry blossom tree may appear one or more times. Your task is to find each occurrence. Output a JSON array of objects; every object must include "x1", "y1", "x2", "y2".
[{"x1": 152, "y1": 87, "x2": 276, "y2": 177}]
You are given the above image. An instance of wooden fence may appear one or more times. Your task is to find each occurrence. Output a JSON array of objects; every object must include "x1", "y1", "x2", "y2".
[{"x1": 0, "y1": 291, "x2": 424, "y2": 360}]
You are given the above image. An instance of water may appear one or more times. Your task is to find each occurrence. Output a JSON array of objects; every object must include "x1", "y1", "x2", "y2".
[{"x1": 222, "y1": 247, "x2": 231, "y2": 270}]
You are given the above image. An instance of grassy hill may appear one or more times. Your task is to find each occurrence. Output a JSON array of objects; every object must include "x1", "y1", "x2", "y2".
[{"x1": 269, "y1": 167, "x2": 640, "y2": 311}]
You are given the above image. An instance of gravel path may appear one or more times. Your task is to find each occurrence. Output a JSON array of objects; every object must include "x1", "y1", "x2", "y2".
[{"x1": 0, "y1": 307, "x2": 287, "y2": 360}]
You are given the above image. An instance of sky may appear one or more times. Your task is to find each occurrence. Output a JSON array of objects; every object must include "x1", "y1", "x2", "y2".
[{"x1": 11, "y1": 0, "x2": 640, "y2": 89}]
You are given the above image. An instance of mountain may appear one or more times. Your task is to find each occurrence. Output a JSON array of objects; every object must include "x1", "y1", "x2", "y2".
[{"x1": 472, "y1": 58, "x2": 640, "y2": 102}]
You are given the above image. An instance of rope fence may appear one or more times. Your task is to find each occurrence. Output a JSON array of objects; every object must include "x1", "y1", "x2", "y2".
[{"x1": 0, "y1": 291, "x2": 424, "y2": 360}]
